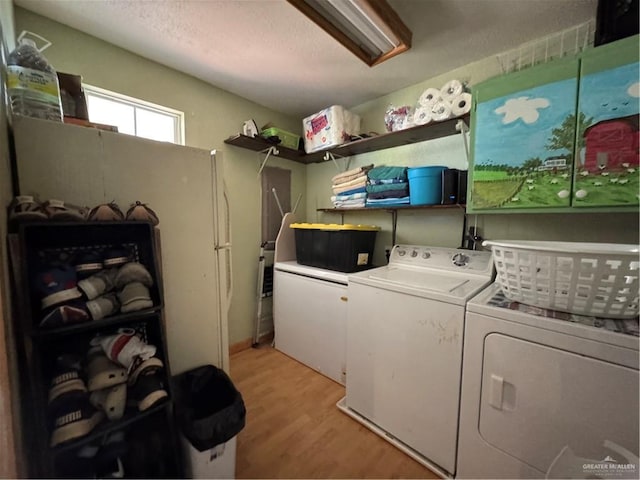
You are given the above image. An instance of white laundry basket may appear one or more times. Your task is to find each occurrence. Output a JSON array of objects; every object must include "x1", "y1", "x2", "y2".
[{"x1": 483, "y1": 240, "x2": 639, "y2": 319}]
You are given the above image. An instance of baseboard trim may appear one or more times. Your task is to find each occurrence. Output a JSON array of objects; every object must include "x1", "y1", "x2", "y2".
[
  {"x1": 230, "y1": 333, "x2": 274, "y2": 355},
  {"x1": 229, "y1": 338, "x2": 252, "y2": 355}
]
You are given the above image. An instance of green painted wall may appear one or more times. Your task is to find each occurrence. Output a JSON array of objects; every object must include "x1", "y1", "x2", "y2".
[
  {"x1": 12, "y1": 7, "x2": 640, "y2": 347},
  {"x1": 307, "y1": 43, "x2": 639, "y2": 263},
  {"x1": 1, "y1": 0, "x2": 20, "y2": 476},
  {"x1": 13, "y1": 7, "x2": 307, "y2": 346}
]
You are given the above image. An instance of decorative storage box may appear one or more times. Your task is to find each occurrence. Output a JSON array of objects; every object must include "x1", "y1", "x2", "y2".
[
  {"x1": 290, "y1": 223, "x2": 380, "y2": 272},
  {"x1": 302, "y1": 105, "x2": 361, "y2": 153},
  {"x1": 484, "y1": 239, "x2": 640, "y2": 319}
]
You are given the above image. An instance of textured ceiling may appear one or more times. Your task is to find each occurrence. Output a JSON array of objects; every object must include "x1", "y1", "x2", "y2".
[{"x1": 15, "y1": 0, "x2": 598, "y2": 118}]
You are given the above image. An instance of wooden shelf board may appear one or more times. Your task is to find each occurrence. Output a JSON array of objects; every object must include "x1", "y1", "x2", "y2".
[
  {"x1": 224, "y1": 114, "x2": 469, "y2": 165},
  {"x1": 306, "y1": 115, "x2": 469, "y2": 163},
  {"x1": 224, "y1": 134, "x2": 308, "y2": 162},
  {"x1": 30, "y1": 306, "x2": 163, "y2": 339},
  {"x1": 52, "y1": 401, "x2": 170, "y2": 455},
  {"x1": 318, "y1": 204, "x2": 466, "y2": 213}
]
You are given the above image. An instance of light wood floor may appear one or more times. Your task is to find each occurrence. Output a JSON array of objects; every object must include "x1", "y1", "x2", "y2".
[{"x1": 230, "y1": 346, "x2": 438, "y2": 479}]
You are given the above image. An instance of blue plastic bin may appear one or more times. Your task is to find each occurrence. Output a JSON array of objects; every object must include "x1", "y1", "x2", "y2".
[{"x1": 408, "y1": 166, "x2": 447, "y2": 205}]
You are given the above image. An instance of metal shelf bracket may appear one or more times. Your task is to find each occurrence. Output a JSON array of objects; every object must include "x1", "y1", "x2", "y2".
[
  {"x1": 257, "y1": 145, "x2": 279, "y2": 176},
  {"x1": 455, "y1": 119, "x2": 470, "y2": 168},
  {"x1": 324, "y1": 151, "x2": 351, "y2": 173}
]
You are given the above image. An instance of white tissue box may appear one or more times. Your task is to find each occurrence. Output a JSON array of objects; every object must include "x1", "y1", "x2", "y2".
[{"x1": 302, "y1": 105, "x2": 361, "y2": 153}]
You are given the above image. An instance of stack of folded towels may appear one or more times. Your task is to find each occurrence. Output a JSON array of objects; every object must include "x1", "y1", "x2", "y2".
[
  {"x1": 331, "y1": 164, "x2": 374, "y2": 208},
  {"x1": 366, "y1": 166, "x2": 411, "y2": 207}
]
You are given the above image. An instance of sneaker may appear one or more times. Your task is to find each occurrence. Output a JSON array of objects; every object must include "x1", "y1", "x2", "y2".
[
  {"x1": 49, "y1": 390, "x2": 104, "y2": 447},
  {"x1": 39, "y1": 301, "x2": 91, "y2": 329},
  {"x1": 114, "y1": 262, "x2": 153, "y2": 289},
  {"x1": 96, "y1": 431, "x2": 127, "y2": 478},
  {"x1": 74, "y1": 251, "x2": 103, "y2": 280},
  {"x1": 89, "y1": 202, "x2": 125, "y2": 222},
  {"x1": 86, "y1": 293, "x2": 120, "y2": 321},
  {"x1": 102, "y1": 248, "x2": 131, "y2": 269},
  {"x1": 118, "y1": 282, "x2": 153, "y2": 313},
  {"x1": 48, "y1": 354, "x2": 86, "y2": 404},
  {"x1": 125, "y1": 201, "x2": 159, "y2": 226},
  {"x1": 128, "y1": 370, "x2": 168, "y2": 412},
  {"x1": 78, "y1": 269, "x2": 117, "y2": 300},
  {"x1": 89, "y1": 384, "x2": 127, "y2": 421},
  {"x1": 86, "y1": 346, "x2": 127, "y2": 392},
  {"x1": 91, "y1": 329, "x2": 156, "y2": 371},
  {"x1": 8, "y1": 195, "x2": 47, "y2": 224},
  {"x1": 127, "y1": 357, "x2": 164, "y2": 386},
  {"x1": 34, "y1": 266, "x2": 83, "y2": 310},
  {"x1": 42, "y1": 199, "x2": 90, "y2": 221},
  {"x1": 99, "y1": 457, "x2": 124, "y2": 479}
]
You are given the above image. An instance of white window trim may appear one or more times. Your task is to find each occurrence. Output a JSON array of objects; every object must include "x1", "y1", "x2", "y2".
[{"x1": 83, "y1": 84, "x2": 185, "y2": 145}]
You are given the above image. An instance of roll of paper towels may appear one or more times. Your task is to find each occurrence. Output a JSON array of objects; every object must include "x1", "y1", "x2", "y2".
[
  {"x1": 440, "y1": 79, "x2": 465, "y2": 101},
  {"x1": 430, "y1": 100, "x2": 453, "y2": 121},
  {"x1": 450, "y1": 92, "x2": 472, "y2": 116},
  {"x1": 418, "y1": 88, "x2": 441, "y2": 107},
  {"x1": 413, "y1": 105, "x2": 432, "y2": 125}
]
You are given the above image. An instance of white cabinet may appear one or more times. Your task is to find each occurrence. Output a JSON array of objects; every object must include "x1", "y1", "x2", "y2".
[{"x1": 273, "y1": 267, "x2": 347, "y2": 385}]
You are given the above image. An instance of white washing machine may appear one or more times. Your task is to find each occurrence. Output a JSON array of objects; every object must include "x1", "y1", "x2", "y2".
[
  {"x1": 457, "y1": 282, "x2": 639, "y2": 479},
  {"x1": 340, "y1": 244, "x2": 494, "y2": 477}
]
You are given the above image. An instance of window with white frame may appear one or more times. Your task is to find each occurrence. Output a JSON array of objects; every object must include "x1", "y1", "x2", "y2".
[{"x1": 84, "y1": 85, "x2": 185, "y2": 145}]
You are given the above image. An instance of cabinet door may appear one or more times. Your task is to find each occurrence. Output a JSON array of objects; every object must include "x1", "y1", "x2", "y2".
[
  {"x1": 273, "y1": 271, "x2": 347, "y2": 384},
  {"x1": 573, "y1": 35, "x2": 640, "y2": 207},
  {"x1": 469, "y1": 58, "x2": 579, "y2": 210}
]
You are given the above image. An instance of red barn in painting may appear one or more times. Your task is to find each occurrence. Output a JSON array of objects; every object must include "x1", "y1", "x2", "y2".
[{"x1": 583, "y1": 115, "x2": 639, "y2": 171}]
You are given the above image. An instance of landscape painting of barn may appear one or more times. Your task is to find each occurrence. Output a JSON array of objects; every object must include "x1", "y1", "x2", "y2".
[
  {"x1": 471, "y1": 74, "x2": 579, "y2": 209},
  {"x1": 574, "y1": 61, "x2": 640, "y2": 207}
]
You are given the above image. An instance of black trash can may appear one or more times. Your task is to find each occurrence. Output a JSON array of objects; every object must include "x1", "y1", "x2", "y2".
[{"x1": 174, "y1": 365, "x2": 246, "y2": 478}]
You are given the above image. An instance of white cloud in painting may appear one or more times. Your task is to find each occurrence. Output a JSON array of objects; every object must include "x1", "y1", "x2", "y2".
[
  {"x1": 494, "y1": 96, "x2": 550, "y2": 124},
  {"x1": 627, "y1": 82, "x2": 640, "y2": 97}
]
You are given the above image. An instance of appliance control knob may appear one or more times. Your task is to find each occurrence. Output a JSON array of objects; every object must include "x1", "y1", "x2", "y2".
[
  {"x1": 452, "y1": 253, "x2": 469, "y2": 266},
  {"x1": 410, "y1": 250, "x2": 418, "y2": 258},
  {"x1": 422, "y1": 251, "x2": 431, "y2": 259}
]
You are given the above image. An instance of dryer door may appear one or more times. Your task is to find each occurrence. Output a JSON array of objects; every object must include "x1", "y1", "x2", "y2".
[{"x1": 479, "y1": 333, "x2": 639, "y2": 474}]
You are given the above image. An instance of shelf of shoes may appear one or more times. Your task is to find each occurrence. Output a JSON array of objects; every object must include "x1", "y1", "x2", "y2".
[{"x1": 9, "y1": 221, "x2": 181, "y2": 478}]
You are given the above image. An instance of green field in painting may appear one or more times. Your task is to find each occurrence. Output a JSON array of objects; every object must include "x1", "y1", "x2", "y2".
[
  {"x1": 472, "y1": 171, "x2": 574, "y2": 208},
  {"x1": 573, "y1": 171, "x2": 639, "y2": 206},
  {"x1": 472, "y1": 170, "x2": 510, "y2": 181},
  {"x1": 508, "y1": 175, "x2": 572, "y2": 207},
  {"x1": 472, "y1": 178, "x2": 523, "y2": 208}
]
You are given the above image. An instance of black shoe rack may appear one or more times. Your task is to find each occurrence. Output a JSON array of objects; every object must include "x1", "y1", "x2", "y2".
[{"x1": 8, "y1": 221, "x2": 183, "y2": 478}]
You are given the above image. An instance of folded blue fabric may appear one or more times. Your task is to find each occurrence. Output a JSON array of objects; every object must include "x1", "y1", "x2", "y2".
[
  {"x1": 333, "y1": 191, "x2": 367, "y2": 201},
  {"x1": 366, "y1": 182, "x2": 408, "y2": 194},
  {"x1": 367, "y1": 166, "x2": 408, "y2": 181},
  {"x1": 338, "y1": 186, "x2": 367, "y2": 196},
  {"x1": 367, "y1": 187, "x2": 409, "y2": 199},
  {"x1": 369, "y1": 178, "x2": 407, "y2": 185},
  {"x1": 366, "y1": 196, "x2": 411, "y2": 206}
]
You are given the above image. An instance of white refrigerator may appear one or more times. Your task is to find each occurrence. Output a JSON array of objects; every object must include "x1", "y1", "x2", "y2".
[{"x1": 12, "y1": 115, "x2": 232, "y2": 375}]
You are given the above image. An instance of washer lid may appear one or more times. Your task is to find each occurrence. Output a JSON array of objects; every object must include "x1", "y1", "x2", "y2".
[
  {"x1": 350, "y1": 265, "x2": 491, "y2": 304},
  {"x1": 368, "y1": 267, "x2": 469, "y2": 293}
]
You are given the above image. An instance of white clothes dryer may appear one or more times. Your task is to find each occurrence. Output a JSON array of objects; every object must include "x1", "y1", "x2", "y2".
[
  {"x1": 457, "y1": 283, "x2": 639, "y2": 479},
  {"x1": 340, "y1": 244, "x2": 494, "y2": 477}
]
